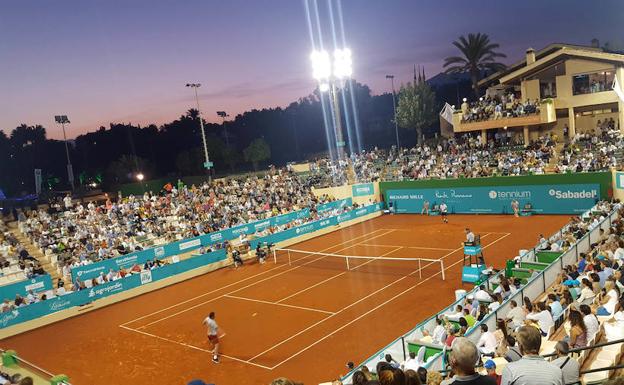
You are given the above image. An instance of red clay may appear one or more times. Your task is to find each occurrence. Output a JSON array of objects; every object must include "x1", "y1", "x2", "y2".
[{"x1": 0, "y1": 214, "x2": 570, "y2": 385}]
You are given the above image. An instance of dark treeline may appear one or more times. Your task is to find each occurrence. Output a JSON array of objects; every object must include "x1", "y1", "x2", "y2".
[{"x1": 0, "y1": 79, "x2": 471, "y2": 197}]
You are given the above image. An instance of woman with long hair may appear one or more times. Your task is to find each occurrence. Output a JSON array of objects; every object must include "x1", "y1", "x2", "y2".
[{"x1": 568, "y1": 309, "x2": 588, "y2": 348}]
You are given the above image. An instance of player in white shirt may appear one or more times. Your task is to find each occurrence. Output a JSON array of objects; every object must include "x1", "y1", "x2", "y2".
[
  {"x1": 440, "y1": 202, "x2": 448, "y2": 223},
  {"x1": 203, "y1": 312, "x2": 220, "y2": 363}
]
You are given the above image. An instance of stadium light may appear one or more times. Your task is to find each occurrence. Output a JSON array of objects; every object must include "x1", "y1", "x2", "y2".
[
  {"x1": 311, "y1": 50, "x2": 331, "y2": 81},
  {"x1": 217, "y1": 111, "x2": 230, "y2": 147},
  {"x1": 185, "y1": 83, "x2": 213, "y2": 177},
  {"x1": 333, "y1": 48, "x2": 352, "y2": 79},
  {"x1": 136, "y1": 173, "x2": 144, "y2": 181},
  {"x1": 54, "y1": 114, "x2": 74, "y2": 191}
]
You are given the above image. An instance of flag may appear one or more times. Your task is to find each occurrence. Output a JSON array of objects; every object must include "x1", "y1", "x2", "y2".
[
  {"x1": 439, "y1": 102, "x2": 454, "y2": 125},
  {"x1": 613, "y1": 76, "x2": 624, "y2": 103}
]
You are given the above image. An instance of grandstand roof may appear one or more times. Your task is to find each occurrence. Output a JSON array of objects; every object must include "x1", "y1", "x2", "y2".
[{"x1": 478, "y1": 43, "x2": 624, "y2": 87}]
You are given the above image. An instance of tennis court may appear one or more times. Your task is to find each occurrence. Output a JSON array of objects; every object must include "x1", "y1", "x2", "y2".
[{"x1": 0, "y1": 214, "x2": 570, "y2": 385}]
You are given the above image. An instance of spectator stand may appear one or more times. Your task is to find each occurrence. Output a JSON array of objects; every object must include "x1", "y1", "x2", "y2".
[{"x1": 338, "y1": 202, "x2": 618, "y2": 384}]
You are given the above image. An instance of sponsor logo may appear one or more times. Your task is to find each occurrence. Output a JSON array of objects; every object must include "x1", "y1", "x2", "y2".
[
  {"x1": 140, "y1": 270, "x2": 153, "y2": 285},
  {"x1": 49, "y1": 299, "x2": 72, "y2": 311},
  {"x1": 548, "y1": 189, "x2": 597, "y2": 199},
  {"x1": 24, "y1": 280, "x2": 45, "y2": 292},
  {"x1": 296, "y1": 224, "x2": 315, "y2": 234},
  {"x1": 76, "y1": 265, "x2": 107, "y2": 278},
  {"x1": 209, "y1": 232, "x2": 223, "y2": 242},
  {"x1": 154, "y1": 247, "x2": 165, "y2": 258},
  {"x1": 388, "y1": 194, "x2": 423, "y2": 200},
  {"x1": 0, "y1": 310, "x2": 19, "y2": 327},
  {"x1": 114, "y1": 255, "x2": 139, "y2": 267},
  {"x1": 231, "y1": 226, "x2": 249, "y2": 235},
  {"x1": 88, "y1": 281, "x2": 124, "y2": 298},
  {"x1": 488, "y1": 190, "x2": 531, "y2": 200},
  {"x1": 356, "y1": 209, "x2": 367, "y2": 216},
  {"x1": 179, "y1": 239, "x2": 201, "y2": 251},
  {"x1": 254, "y1": 220, "x2": 270, "y2": 230},
  {"x1": 320, "y1": 219, "x2": 331, "y2": 226}
]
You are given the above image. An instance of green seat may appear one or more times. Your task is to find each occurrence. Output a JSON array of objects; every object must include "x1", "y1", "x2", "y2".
[
  {"x1": 519, "y1": 261, "x2": 549, "y2": 271},
  {"x1": 407, "y1": 342, "x2": 444, "y2": 361}
]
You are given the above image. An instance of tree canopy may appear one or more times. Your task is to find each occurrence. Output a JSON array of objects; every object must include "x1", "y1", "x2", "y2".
[
  {"x1": 443, "y1": 33, "x2": 506, "y2": 97},
  {"x1": 396, "y1": 81, "x2": 438, "y2": 145}
]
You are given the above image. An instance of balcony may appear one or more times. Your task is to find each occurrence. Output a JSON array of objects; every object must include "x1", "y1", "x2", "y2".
[{"x1": 452, "y1": 100, "x2": 556, "y2": 133}]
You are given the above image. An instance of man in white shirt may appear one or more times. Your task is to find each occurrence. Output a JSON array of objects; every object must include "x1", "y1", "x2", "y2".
[
  {"x1": 401, "y1": 351, "x2": 421, "y2": 372},
  {"x1": 474, "y1": 285, "x2": 493, "y2": 302},
  {"x1": 526, "y1": 302, "x2": 554, "y2": 336},
  {"x1": 465, "y1": 228, "x2": 475, "y2": 245},
  {"x1": 440, "y1": 202, "x2": 448, "y2": 223},
  {"x1": 203, "y1": 311, "x2": 220, "y2": 363},
  {"x1": 476, "y1": 324, "x2": 498, "y2": 356},
  {"x1": 505, "y1": 300, "x2": 526, "y2": 329}
]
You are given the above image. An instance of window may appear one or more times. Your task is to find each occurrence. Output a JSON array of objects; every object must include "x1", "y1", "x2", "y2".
[{"x1": 572, "y1": 70, "x2": 615, "y2": 95}]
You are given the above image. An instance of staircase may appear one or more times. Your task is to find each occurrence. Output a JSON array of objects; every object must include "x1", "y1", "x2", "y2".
[
  {"x1": 6, "y1": 223, "x2": 62, "y2": 285},
  {"x1": 544, "y1": 142, "x2": 565, "y2": 173}
]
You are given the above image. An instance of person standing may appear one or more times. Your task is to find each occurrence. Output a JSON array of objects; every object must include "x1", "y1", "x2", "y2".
[
  {"x1": 440, "y1": 202, "x2": 448, "y2": 223},
  {"x1": 203, "y1": 312, "x2": 220, "y2": 363},
  {"x1": 422, "y1": 200, "x2": 430, "y2": 215},
  {"x1": 511, "y1": 200, "x2": 519, "y2": 217}
]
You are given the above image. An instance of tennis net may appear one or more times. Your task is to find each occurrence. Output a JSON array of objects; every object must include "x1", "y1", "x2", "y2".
[{"x1": 272, "y1": 247, "x2": 446, "y2": 280}]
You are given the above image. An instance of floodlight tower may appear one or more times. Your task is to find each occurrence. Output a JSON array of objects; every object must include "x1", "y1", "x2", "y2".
[
  {"x1": 54, "y1": 115, "x2": 74, "y2": 191},
  {"x1": 186, "y1": 83, "x2": 213, "y2": 177},
  {"x1": 217, "y1": 110, "x2": 230, "y2": 147},
  {"x1": 311, "y1": 48, "x2": 352, "y2": 160}
]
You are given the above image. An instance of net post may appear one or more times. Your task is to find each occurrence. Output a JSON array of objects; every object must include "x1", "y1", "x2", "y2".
[
  {"x1": 346, "y1": 256, "x2": 350, "y2": 271},
  {"x1": 288, "y1": 250, "x2": 291, "y2": 266},
  {"x1": 441, "y1": 259, "x2": 445, "y2": 280},
  {"x1": 418, "y1": 259, "x2": 422, "y2": 279},
  {"x1": 273, "y1": 249, "x2": 277, "y2": 264}
]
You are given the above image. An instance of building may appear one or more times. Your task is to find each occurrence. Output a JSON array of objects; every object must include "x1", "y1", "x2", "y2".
[{"x1": 450, "y1": 43, "x2": 624, "y2": 144}]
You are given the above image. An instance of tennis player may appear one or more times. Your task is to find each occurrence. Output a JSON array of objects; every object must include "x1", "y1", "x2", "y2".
[
  {"x1": 440, "y1": 201, "x2": 448, "y2": 223},
  {"x1": 203, "y1": 312, "x2": 220, "y2": 363}
]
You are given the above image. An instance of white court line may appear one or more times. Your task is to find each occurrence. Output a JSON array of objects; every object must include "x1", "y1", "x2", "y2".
[
  {"x1": 275, "y1": 246, "x2": 403, "y2": 304},
  {"x1": 133, "y1": 229, "x2": 397, "y2": 329},
  {"x1": 265, "y1": 232, "x2": 512, "y2": 369},
  {"x1": 121, "y1": 228, "x2": 389, "y2": 327},
  {"x1": 359, "y1": 243, "x2": 455, "y2": 251},
  {"x1": 247, "y1": 233, "x2": 499, "y2": 365},
  {"x1": 118, "y1": 325, "x2": 273, "y2": 370},
  {"x1": 224, "y1": 294, "x2": 336, "y2": 315}
]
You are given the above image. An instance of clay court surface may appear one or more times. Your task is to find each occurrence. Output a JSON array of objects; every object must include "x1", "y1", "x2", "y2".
[{"x1": 0, "y1": 214, "x2": 570, "y2": 385}]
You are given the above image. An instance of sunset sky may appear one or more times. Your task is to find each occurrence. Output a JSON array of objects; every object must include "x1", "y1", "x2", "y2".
[{"x1": 1, "y1": 0, "x2": 623, "y2": 140}]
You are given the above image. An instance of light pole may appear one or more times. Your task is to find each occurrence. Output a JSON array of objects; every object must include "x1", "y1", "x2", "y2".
[
  {"x1": 386, "y1": 75, "x2": 400, "y2": 149},
  {"x1": 217, "y1": 111, "x2": 230, "y2": 147},
  {"x1": 54, "y1": 115, "x2": 74, "y2": 191},
  {"x1": 186, "y1": 83, "x2": 213, "y2": 177},
  {"x1": 311, "y1": 48, "x2": 352, "y2": 160}
]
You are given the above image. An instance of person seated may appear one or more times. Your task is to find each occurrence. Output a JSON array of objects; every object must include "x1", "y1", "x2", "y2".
[{"x1": 231, "y1": 249, "x2": 243, "y2": 268}]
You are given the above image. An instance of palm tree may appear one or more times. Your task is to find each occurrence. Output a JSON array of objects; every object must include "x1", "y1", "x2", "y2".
[{"x1": 443, "y1": 33, "x2": 507, "y2": 98}]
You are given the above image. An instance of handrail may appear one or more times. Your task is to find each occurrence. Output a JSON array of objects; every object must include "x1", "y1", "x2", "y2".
[
  {"x1": 580, "y1": 363, "x2": 624, "y2": 374},
  {"x1": 542, "y1": 338, "x2": 624, "y2": 358}
]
